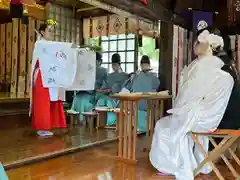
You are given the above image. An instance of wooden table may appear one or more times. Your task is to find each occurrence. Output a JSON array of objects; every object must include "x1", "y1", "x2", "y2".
[{"x1": 111, "y1": 93, "x2": 172, "y2": 163}]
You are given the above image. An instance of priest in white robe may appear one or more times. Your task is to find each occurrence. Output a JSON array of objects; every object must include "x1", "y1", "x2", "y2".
[{"x1": 149, "y1": 30, "x2": 234, "y2": 180}]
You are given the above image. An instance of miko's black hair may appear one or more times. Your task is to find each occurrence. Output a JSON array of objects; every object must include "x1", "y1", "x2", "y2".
[
  {"x1": 38, "y1": 22, "x2": 55, "y2": 37},
  {"x1": 38, "y1": 23, "x2": 48, "y2": 37}
]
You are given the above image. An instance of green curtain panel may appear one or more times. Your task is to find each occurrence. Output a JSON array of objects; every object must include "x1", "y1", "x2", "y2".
[{"x1": 139, "y1": 36, "x2": 159, "y2": 61}]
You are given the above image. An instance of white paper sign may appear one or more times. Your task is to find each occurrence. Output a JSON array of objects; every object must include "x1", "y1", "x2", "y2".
[
  {"x1": 66, "y1": 49, "x2": 96, "y2": 90},
  {"x1": 34, "y1": 40, "x2": 77, "y2": 88},
  {"x1": 33, "y1": 40, "x2": 96, "y2": 91}
]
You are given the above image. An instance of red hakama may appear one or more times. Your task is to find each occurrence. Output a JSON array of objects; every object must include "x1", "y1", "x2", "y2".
[{"x1": 32, "y1": 60, "x2": 66, "y2": 130}]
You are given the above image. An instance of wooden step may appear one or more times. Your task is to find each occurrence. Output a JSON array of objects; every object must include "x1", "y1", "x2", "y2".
[
  {"x1": 0, "y1": 97, "x2": 29, "y2": 104},
  {"x1": 0, "y1": 98, "x2": 29, "y2": 129},
  {"x1": 0, "y1": 98, "x2": 29, "y2": 116},
  {"x1": 0, "y1": 109, "x2": 28, "y2": 116}
]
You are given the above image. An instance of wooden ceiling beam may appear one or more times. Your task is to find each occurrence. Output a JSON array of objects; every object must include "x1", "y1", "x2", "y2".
[
  {"x1": 147, "y1": 0, "x2": 188, "y2": 27},
  {"x1": 104, "y1": 0, "x2": 189, "y2": 28},
  {"x1": 76, "y1": 0, "x2": 152, "y2": 23},
  {"x1": 77, "y1": 0, "x2": 189, "y2": 28},
  {"x1": 76, "y1": 7, "x2": 98, "y2": 12}
]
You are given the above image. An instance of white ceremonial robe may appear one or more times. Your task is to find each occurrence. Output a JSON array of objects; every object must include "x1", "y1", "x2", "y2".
[{"x1": 149, "y1": 56, "x2": 234, "y2": 180}]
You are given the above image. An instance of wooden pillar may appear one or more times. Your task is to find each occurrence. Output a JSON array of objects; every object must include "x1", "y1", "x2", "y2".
[
  {"x1": 6, "y1": 23, "x2": 12, "y2": 93},
  {"x1": 26, "y1": 17, "x2": 35, "y2": 97},
  {"x1": 0, "y1": 24, "x2": 6, "y2": 89},
  {"x1": 214, "y1": 0, "x2": 228, "y2": 27},
  {"x1": 79, "y1": 17, "x2": 84, "y2": 45},
  {"x1": 159, "y1": 22, "x2": 173, "y2": 110},
  {"x1": 18, "y1": 22, "x2": 27, "y2": 98},
  {"x1": 10, "y1": 18, "x2": 19, "y2": 98},
  {"x1": 159, "y1": 22, "x2": 173, "y2": 93}
]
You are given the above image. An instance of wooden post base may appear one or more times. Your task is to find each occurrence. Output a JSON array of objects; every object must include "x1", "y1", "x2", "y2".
[
  {"x1": 116, "y1": 156, "x2": 138, "y2": 164},
  {"x1": 117, "y1": 100, "x2": 138, "y2": 162}
]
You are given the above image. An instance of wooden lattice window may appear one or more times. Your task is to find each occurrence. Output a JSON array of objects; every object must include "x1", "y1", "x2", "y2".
[{"x1": 100, "y1": 34, "x2": 136, "y2": 73}]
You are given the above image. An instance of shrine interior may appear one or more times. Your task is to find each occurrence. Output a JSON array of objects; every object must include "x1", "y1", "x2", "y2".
[{"x1": 0, "y1": 0, "x2": 240, "y2": 179}]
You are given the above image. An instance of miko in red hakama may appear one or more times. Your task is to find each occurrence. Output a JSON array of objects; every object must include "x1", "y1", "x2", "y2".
[{"x1": 31, "y1": 60, "x2": 66, "y2": 130}]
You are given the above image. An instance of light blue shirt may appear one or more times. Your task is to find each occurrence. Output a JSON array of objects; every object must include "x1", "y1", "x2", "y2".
[
  {"x1": 101, "y1": 72, "x2": 128, "y2": 93},
  {"x1": 126, "y1": 71, "x2": 160, "y2": 110}
]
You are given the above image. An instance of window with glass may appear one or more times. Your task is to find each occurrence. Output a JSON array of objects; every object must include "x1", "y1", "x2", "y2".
[{"x1": 101, "y1": 34, "x2": 136, "y2": 73}]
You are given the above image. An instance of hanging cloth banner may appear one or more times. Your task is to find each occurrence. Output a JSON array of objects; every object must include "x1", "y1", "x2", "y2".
[
  {"x1": 191, "y1": 11, "x2": 213, "y2": 60},
  {"x1": 192, "y1": 11, "x2": 213, "y2": 33}
]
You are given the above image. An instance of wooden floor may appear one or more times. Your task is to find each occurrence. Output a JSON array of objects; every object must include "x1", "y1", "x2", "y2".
[
  {"x1": 1, "y1": 109, "x2": 239, "y2": 179},
  {"x1": 6, "y1": 140, "x2": 240, "y2": 180},
  {"x1": 0, "y1": 126, "x2": 117, "y2": 168}
]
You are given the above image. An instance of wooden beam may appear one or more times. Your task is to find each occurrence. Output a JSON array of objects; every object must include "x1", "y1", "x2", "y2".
[
  {"x1": 133, "y1": 0, "x2": 188, "y2": 27},
  {"x1": 77, "y1": 7, "x2": 98, "y2": 12},
  {"x1": 77, "y1": 0, "x2": 154, "y2": 23},
  {"x1": 77, "y1": 0, "x2": 189, "y2": 28},
  {"x1": 85, "y1": 0, "x2": 190, "y2": 28}
]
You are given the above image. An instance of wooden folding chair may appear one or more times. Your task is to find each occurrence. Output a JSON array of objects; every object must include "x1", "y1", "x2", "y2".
[{"x1": 191, "y1": 130, "x2": 240, "y2": 180}]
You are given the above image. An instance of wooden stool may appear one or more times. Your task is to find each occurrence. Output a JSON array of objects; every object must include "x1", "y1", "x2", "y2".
[
  {"x1": 94, "y1": 106, "x2": 108, "y2": 129},
  {"x1": 82, "y1": 112, "x2": 98, "y2": 134},
  {"x1": 94, "y1": 106, "x2": 120, "y2": 131},
  {"x1": 191, "y1": 130, "x2": 240, "y2": 180},
  {"x1": 66, "y1": 110, "x2": 80, "y2": 128}
]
